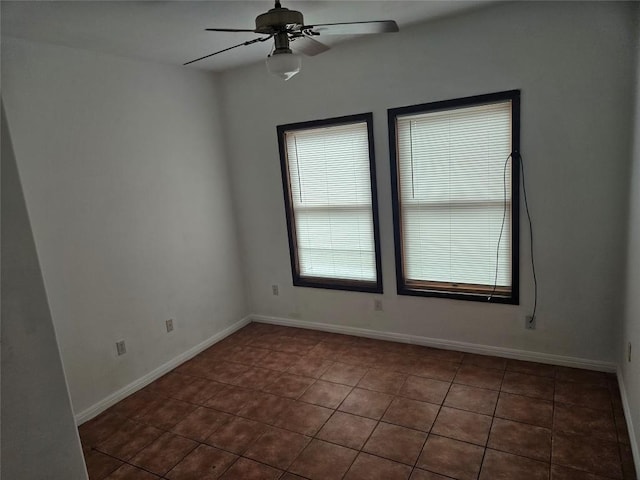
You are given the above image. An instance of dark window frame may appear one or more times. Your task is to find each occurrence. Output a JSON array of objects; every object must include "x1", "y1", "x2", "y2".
[
  {"x1": 388, "y1": 90, "x2": 521, "y2": 304},
  {"x1": 277, "y1": 112, "x2": 383, "y2": 294}
]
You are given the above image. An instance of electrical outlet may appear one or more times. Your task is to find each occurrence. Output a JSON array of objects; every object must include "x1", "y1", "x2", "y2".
[
  {"x1": 525, "y1": 315, "x2": 535, "y2": 330},
  {"x1": 166, "y1": 318, "x2": 174, "y2": 333},
  {"x1": 374, "y1": 299, "x2": 383, "y2": 311},
  {"x1": 272, "y1": 284, "x2": 279, "y2": 296},
  {"x1": 628, "y1": 342, "x2": 632, "y2": 362},
  {"x1": 116, "y1": 340, "x2": 127, "y2": 356}
]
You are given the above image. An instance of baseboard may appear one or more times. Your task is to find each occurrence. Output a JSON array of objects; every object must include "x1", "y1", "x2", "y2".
[
  {"x1": 617, "y1": 367, "x2": 640, "y2": 475},
  {"x1": 75, "y1": 315, "x2": 252, "y2": 425},
  {"x1": 250, "y1": 314, "x2": 617, "y2": 373}
]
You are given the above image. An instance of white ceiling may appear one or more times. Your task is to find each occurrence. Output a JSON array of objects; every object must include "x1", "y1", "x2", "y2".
[{"x1": 1, "y1": 1, "x2": 492, "y2": 72}]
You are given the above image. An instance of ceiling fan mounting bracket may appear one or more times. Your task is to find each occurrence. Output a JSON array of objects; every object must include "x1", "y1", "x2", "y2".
[{"x1": 255, "y1": 6, "x2": 304, "y2": 34}]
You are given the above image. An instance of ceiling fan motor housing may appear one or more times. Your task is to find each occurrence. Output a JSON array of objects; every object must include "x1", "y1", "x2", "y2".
[{"x1": 255, "y1": 6, "x2": 304, "y2": 34}]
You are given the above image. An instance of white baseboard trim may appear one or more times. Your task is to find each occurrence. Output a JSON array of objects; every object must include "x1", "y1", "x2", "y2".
[
  {"x1": 617, "y1": 367, "x2": 640, "y2": 475},
  {"x1": 75, "y1": 315, "x2": 252, "y2": 425},
  {"x1": 250, "y1": 314, "x2": 617, "y2": 373}
]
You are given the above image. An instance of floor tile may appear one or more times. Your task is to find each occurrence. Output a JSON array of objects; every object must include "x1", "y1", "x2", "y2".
[
  {"x1": 506, "y1": 360, "x2": 556, "y2": 378},
  {"x1": 550, "y1": 464, "x2": 612, "y2": 480},
  {"x1": 422, "y1": 347, "x2": 464, "y2": 363},
  {"x1": 444, "y1": 383, "x2": 498, "y2": 415},
  {"x1": 308, "y1": 342, "x2": 349, "y2": 359},
  {"x1": 237, "y1": 392, "x2": 294, "y2": 424},
  {"x1": 335, "y1": 345, "x2": 380, "y2": 365},
  {"x1": 207, "y1": 361, "x2": 251, "y2": 384},
  {"x1": 289, "y1": 439, "x2": 358, "y2": 480},
  {"x1": 84, "y1": 449, "x2": 123, "y2": 480},
  {"x1": 105, "y1": 464, "x2": 160, "y2": 479},
  {"x1": 382, "y1": 396, "x2": 439, "y2": 432},
  {"x1": 320, "y1": 362, "x2": 368, "y2": 386},
  {"x1": 416, "y1": 435, "x2": 484, "y2": 480},
  {"x1": 165, "y1": 444, "x2": 237, "y2": 480},
  {"x1": 260, "y1": 351, "x2": 304, "y2": 372},
  {"x1": 431, "y1": 406, "x2": 492, "y2": 446},
  {"x1": 299, "y1": 379, "x2": 352, "y2": 408},
  {"x1": 147, "y1": 372, "x2": 197, "y2": 397},
  {"x1": 204, "y1": 416, "x2": 267, "y2": 454},
  {"x1": 357, "y1": 368, "x2": 407, "y2": 395},
  {"x1": 399, "y1": 376, "x2": 450, "y2": 404},
  {"x1": 554, "y1": 382, "x2": 612, "y2": 411},
  {"x1": 175, "y1": 357, "x2": 211, "y2": 378},
  {"x1": 230, "y1": 367, "x2": 281, "y2": 390},
  {"x1": 338, "y1": 387, "x2": 393, "y2": 419},
  {"x1": 494, "y1": 392, "x2": 553, "y2": 428},
  {"x1": 262, "y1": 372, "x2": 315, "y2": 398},
  {"x1": 479, "y1": 449, "x2": 549, "y2": 480},
  {"x1": 227, "y1": 345, "x2": 271, "y2": 366},
  {"x1": 287, "y1": 357, "x2": 333, "y2": 378},
  {"x1": 363, "y1": 422, "x2": 427, "y2": 465},
  {"x1": 79, "y1": 412, "x2": 128, "y2": 447},
  {"x1": 96, "y1": 419, "x2": 163, "y2": 461},
  {"x1": 453, "y1": 364, "x2": 504, "y2": 390},
  {"x1": 316, "y1": 411, "x2": 377, "y2": 450},
  {"x1": 409, "y1": 469, "x2": 452, "y2": 480},
  {"x1": 501, "y1": 371, "x2": 554, "y2": 400},
  {"x1": 344, "y1": 452, "x2": 412, "y2": 480},
  {"x1": 138, "y1": 397, "x2": 197, "y2": 430},
  {"x1": 555, "y1": 367, "x2": 609, "y2": 386},
  {"x1": 172, "y1": 407, "x2": 231, "y2": 442},
  {"x1": 462, "y1": 353, "x2": 507, "y2": 371},
  {"x1": 487, "y1": 418, "x2": 551, "y2": 461},
  {"x1": 273, "y1": 400, "x2": 332, "y2": 435},
  {"x1": 552, "y1": 432, "x2": 622, "y2": 479},
  {"x1": 171, "y1": 378, "x2": 226, "y2": 405},
  {"x1": 243, "y1": 426, "x2": 310, "y2": 469},
  {"x1": 106, "y1": 390, "x2": 158, "y2": 420},
  {"x1": 409, "y1": 359, "x2": 459, "y2": 382},
  {"x1": 130, "y1": 432, "x2": 197, "y2": 476},
  {"x1": 275, "y1": 336, "x2": 318, "y2": 355},
  {"x1": 553, "y1": 402, "x2": 616, "y2": 441},
  {"x1": 219, "y1": 458, "x2": 282, "y2": 480},
  {"x1": 204, "y1": 385, "x2": 254, "y2": 414},
  {"x1": 619, "y1": 442, "x2": 637, "y2": 480}
]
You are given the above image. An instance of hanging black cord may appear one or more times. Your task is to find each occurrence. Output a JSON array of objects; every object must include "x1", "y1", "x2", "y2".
[
  {"x1": 518, "y1": 152, "x2": 538, "y2": 321},
  {"x1": 489, "y1": 152, "x2": 537, "y2": 322},
  {"x1": 489, "y1": 153, "x2": 511, "y2": 300}
]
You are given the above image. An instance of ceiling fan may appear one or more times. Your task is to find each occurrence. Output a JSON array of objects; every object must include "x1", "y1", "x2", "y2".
[{"x1": 184, "y1": 0, "x2": 399, "y2": 80}]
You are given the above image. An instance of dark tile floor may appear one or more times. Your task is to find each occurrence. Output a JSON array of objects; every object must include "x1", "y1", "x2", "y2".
[{"x1": 79, "y1": 322, "x2": 638, "y2": 480}]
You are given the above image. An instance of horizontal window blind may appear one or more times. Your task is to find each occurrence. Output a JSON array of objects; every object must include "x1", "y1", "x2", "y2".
[
  {"x1": 284, "y1": 121, "x2": 377, "y2": 282},
  {"x1": 396, "y1": 100, "x2": 513, "y2": 291}
]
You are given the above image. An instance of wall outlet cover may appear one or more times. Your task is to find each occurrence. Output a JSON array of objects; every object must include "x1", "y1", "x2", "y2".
[
  {"x1": 116, "y1": 340, "x2": 126, "y2": 356},
  {"x1": 525, "y1": 315, "x2": 536, "y2": 330}
]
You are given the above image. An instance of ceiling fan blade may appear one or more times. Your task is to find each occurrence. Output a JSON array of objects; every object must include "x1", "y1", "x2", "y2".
[
  {"x1": 205, "y1": 28, "x2": 258, "y2": 33},
  {"x1": 292, "y1": 35, "x2": 330, "y2": 56},
  {"x1": 184, "y1": 35, "x2": 272, "y2": 66},
  {"x1": 304, "y1": 20, "x2": 399, "y2": 36}
]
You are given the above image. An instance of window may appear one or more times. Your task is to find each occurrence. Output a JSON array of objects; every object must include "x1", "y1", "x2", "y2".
[
  {"x1": 277, "y1": 113, "x2": 382, "y2": 293},
  {"x1": 388, "y1": 90, "x2": 520, "y2": 303}
]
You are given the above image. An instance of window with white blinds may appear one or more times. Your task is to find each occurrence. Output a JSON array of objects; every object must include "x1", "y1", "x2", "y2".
[
  {"x1": 389, "y1": 91, "x2": 520, "y2": 303},
  {"x1": 277, "y1": 113, "x2": 382, "y2": 292}
]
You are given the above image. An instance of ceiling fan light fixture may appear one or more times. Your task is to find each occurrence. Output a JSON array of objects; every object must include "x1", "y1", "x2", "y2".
[{"x1": 266, "y1": 50, "x2": 301, "y2": 81}]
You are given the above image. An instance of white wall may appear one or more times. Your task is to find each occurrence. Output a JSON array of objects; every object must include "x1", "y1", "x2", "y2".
[
  {"x1": 1, "y1": 37, "x2": 247, "y2": 416},
  {"x1": 621, "y1": 3, "x2": 640, "y2": 464},
  {"x1": 220, "y1": 1, "x2": 635, "y2": 364},
  {"x1": 1, "y1": 103, "x2": 88, "y2": 480}
]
